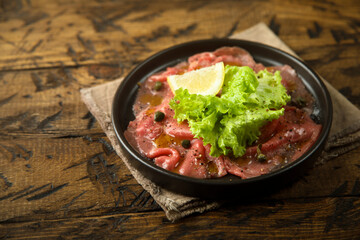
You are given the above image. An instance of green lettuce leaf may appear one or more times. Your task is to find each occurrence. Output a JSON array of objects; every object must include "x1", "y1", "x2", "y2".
[{"x1": 169, "y1": 66, "x2": 291, "y2": 157}]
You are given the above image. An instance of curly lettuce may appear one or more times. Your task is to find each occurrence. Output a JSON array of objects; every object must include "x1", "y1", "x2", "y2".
[{"x1": 169, "y1": 66, "x2": 291, "y2": 157}]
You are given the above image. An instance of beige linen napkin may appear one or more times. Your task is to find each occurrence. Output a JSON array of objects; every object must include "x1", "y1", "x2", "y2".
[{"x1": 81, "y1": 22, "x2": 360, "y2": 221}]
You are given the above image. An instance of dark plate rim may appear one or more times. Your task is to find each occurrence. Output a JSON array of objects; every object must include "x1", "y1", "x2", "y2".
[{"x1": 112, "y1": 38, "x2": 333, "y2": 187}]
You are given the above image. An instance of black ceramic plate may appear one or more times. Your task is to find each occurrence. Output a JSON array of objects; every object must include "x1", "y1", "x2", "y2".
[{"x1": 112, "y1": 39, "x2": 332, "y2": 199}]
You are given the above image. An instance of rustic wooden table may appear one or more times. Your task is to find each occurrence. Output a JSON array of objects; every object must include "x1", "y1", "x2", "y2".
[{"x1": 0, "y1": 0, "x2": 359, "y2": 239}]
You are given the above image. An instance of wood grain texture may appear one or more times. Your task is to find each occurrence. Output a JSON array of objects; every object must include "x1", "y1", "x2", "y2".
[
  {"x1": 0, "y1": 0, "x2": 359, "y2": 238},
  {"x1": 1, "y1": 196, "x2": 360, "y2": 239},
  {"x1": 0, "y1": 136, "x2": 160, "y2": 222}
]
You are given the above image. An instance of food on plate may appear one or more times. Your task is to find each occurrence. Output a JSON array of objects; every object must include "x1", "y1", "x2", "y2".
[
  {"x1": 124, "y1": 47, "x2": 322, "y2": 179},
  {"x1": 169, "y1": 65, "x2": 290, "y2": 158}
]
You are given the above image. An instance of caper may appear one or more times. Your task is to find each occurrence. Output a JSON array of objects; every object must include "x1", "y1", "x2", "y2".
[
  {"x1": 256, "y1": 144, "x2": 266, "y2": 162},
  {"x1": 257, "y1": 154, "x2": 267, "y2": 162},
  {"x1": 181, "y1": 139, "x2": 191, "y2": 149},
  {"x1": 154, "y1": 81, "x2": 162, "y2": 91},
  {"x1": 154, "y1": 111, "x2": 165, "y2": 122}
]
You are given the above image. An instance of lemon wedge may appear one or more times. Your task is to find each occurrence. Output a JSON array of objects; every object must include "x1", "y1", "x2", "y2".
[{"x1": 167, "y1": 62, "x2": 225, "y2": 96}]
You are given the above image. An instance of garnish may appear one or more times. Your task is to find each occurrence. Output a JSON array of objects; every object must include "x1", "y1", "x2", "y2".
[{"x1": 169, "y1": 66, "x2": 291, "y2": 157}]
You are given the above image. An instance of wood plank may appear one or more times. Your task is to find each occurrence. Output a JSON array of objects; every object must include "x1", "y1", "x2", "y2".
[
  {"x1": 0, "y1": 0, "x2": 358, "y2": 71},
  {"x1": 0, "y1": 66, "x2": 119, "y2": 137},
  {"x1": 0, "y1": 0, "x2": 253, "y2": 70},
  {"x1": 1, "y1": 195, "x2": 360, "y2": 239},
  {"x1": 0, "y1": 136, "x2": 161, "y2": 222}
]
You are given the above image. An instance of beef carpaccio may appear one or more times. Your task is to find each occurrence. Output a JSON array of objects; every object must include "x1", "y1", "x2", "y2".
[{"x1": 125, "y1": 47, "x2": 322, "y2": 179}]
